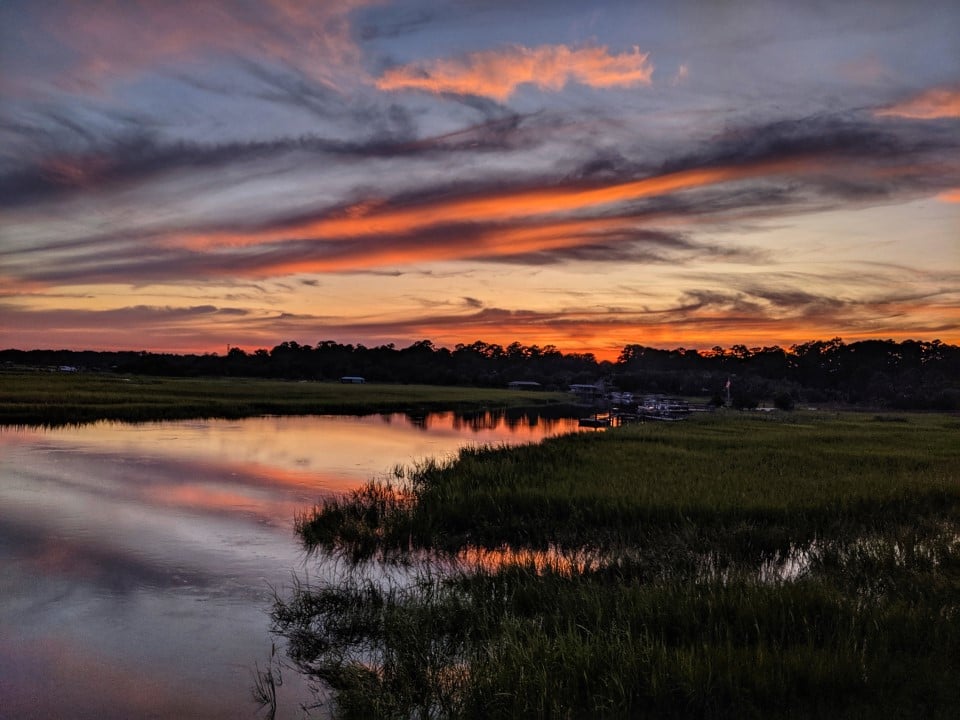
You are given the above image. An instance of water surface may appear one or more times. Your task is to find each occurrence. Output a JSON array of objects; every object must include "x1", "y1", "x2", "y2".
[{"x1": 0, "y1": 411, "x2": 580, "y2": 719}]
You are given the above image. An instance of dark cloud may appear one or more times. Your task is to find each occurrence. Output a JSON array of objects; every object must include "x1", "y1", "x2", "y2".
[
  {"x1": 481, "y1": 230, "x2": 699, "y2": 266},
  {"x1": 235, "y1": 58, "x2": 348, "y2": 120},
  {"x1": 665, "y1": 113, "x2": 958, "y2": 176},
  {"x1": 0, "y1": 110, "x2": 546, "y2": 209},
  {"x1": 673, "y1": 274, "x2": 960, "y2": 324},
  {"x1": 357, "y1": 7, "x2": 443, "y2": 41},
  {"x1": 673, "y1": 289, "x2": 766, "y2": 316},
  {"x1": 0, "y1": 303, "x2": 250, "y2": 327}
]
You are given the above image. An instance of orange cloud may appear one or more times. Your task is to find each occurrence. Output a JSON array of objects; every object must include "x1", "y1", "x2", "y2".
[
  {"x1": 177, "y1": 156, "x2": 822, "y2": 254},
  {"x1": 937, "y1": 188, "x2": 960, "y2": 203},
  {"x1": 245, "y1": 216, "x2": 649, "y2": 277},
  {"x1": 875, "y1": 86, "x2": 960, "y2": 119},
  {"x1": 375, "y1": 43, "x2": 653, "y2": 100}
]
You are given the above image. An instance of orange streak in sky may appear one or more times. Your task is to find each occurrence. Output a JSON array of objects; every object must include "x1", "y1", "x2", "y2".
[
  {"x1": 176, "y1": 156, "x2": 822, "y2": 253},
  {"x1": 251, "y1": 215, "x2": 645, "y2": 276},
  {"x1": 266, "y1": 159, "x2": 810, "y2": 238}
]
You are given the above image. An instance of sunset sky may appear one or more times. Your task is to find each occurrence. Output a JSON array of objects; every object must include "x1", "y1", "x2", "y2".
[{"x1": 1, "y1": 0, "x2": 958, "y2": 360}]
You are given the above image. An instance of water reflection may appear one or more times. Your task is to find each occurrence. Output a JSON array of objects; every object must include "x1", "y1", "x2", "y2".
[{"x1": 0, "y1": 410, "x2": 580, "y2": 719}]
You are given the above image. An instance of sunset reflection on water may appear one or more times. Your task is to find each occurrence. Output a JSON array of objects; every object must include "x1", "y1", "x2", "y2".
[
  {"x1": 457, "y1": 544, "x2": 605, "y2": 577},
  {"x1": 0, "y1": 410, "x2": 580, "y2": 719}
]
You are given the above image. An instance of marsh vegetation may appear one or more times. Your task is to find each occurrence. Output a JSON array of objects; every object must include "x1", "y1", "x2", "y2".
[
  {"x1": 0, "y1": 371, "x2": 568, "y2": 426},
  {"x1": 269, "y1": 412, "x2": 960, "y2": 719}
]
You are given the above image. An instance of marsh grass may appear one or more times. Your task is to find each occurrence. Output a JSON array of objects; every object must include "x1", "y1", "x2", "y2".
[
  {"x1": 271, "y1": 412, "x2": 960, "y2": 718},
  {"x1": 0, "y1": 371, "x2": 567, "y2": 425},
  {"x1": 300, "y1": 412, "x2": 959, "y2": 557},
  {"x1": 252, "y1": 643, "x2": 282, "y2": 720}
]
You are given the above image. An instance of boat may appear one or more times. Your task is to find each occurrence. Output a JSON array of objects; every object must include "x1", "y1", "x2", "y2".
[{"x1": 637, "y1": 396, "x2": 691, "y2": 421}]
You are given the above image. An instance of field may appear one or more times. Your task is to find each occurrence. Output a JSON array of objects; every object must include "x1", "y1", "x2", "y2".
[
  {"x1": 272, "y1": 412, "x2": 960, "y2": 719},
  {"x1": 0, "y1": 370, "x2": 568, "y2": 425}
]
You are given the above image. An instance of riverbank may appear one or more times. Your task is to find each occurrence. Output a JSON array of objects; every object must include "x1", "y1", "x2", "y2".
[
  {"x1": 0, "y1": 371, "x2": 569, "y2": 426},
  {"x1": 274, "y1": 411, "x2": 960, "y2": 718}
]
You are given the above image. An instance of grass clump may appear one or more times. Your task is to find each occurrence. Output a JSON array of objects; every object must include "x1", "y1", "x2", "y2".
[{"x1": 271, "y1": 412, "x2": 960, "y2": 719}]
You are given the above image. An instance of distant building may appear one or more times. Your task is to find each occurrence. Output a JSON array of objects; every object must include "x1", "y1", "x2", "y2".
[
  {"x1": 569, "y1": 382, "x2": 605, "y2": 401},
  {"x1": 507, "y1": 380, "x2": 542, "y2": 390},
  {"x1": 339, "y1": 376, "x2": 365, "y2": 383}
]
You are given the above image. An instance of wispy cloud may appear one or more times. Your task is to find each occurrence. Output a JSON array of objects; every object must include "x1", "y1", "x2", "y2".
[
  {"x1": 0, "y1": 112, "x2": 545, "y2": 210},
  {"x1": 376, "y1": 44, "x2": 653, "y2": 101},
  {"x1": 1, "y1": 0, "x2": 372, "y2": 96},
  {"x1": 5, "y1": 112, "x2": 957, "y2": 289},
  {"x1": 670, "y1": 64, "x2": 690, "y2": 86}
]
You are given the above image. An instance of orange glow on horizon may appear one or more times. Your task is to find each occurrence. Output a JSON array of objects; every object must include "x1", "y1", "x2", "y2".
[
  {"x1": 4, "y1": 320, "x2": 955, "y2": 361},
  {"x1": 4, "y1": 290, "x2": 958, "y2": 361},
  {"x1": 388, "y1": 310, "x2": 960, "y2": 362}
]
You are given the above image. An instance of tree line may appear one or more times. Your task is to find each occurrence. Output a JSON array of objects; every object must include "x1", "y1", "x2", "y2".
[{"x1": 2, "y1": 337, "x2": 958, "y2": 410}]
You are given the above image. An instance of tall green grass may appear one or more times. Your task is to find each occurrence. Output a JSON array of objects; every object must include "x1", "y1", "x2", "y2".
[
  {"x1": 300, "y1": 412, "x2": 960, "y2": 556},
  {"x1": 274, "y1": 412, "x2": 960, "y2": 719}
]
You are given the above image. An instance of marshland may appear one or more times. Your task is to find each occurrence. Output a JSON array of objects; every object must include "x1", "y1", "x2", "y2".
[
  {"x1": 2, "y1": 369, "x2": 957, "y2": 718},
  {"x1": 270, "y1": 411, "x2": 960, "y2": 719}
]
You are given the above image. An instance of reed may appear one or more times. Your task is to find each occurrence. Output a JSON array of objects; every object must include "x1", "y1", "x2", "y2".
[{"x1": 273, "y1": 412, "x2": 960, "y2": 719}]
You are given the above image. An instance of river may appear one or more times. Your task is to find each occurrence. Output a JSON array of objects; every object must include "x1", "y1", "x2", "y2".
[{"x1": 0, "y1": 411, "x2": 582, "y2": 719}]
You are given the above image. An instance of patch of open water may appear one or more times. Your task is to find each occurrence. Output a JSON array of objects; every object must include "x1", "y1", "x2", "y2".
[{"x1": 0, "y1": 411, "x2": 581, "y2": 719}]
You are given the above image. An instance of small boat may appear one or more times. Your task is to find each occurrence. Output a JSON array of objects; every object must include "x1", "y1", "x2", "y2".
[{"x1": 637, "y1": 396, "x2": 691, "y2": 421}]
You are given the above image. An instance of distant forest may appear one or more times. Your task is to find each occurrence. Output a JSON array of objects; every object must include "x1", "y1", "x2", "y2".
[{"x1": 3, "y1": 338, "x2": 959, "y2": 411}]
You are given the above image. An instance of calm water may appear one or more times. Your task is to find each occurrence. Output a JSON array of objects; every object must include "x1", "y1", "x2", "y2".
[{"x1": 0, "y1": 411, "x2": 582, "y2": 719}]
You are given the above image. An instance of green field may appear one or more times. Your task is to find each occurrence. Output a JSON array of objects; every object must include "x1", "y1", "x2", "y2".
[
  {"x1": 0, "y1": 371, "x2": 568, "y2": 425},
  {"x1": 272, "y1": 412, "x2": 960, "y2": 719}
]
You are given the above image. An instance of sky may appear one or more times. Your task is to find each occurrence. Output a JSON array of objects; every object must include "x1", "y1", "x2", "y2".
[{"x1": 1, "y1": 0, "x2": 958, "y2": 360}]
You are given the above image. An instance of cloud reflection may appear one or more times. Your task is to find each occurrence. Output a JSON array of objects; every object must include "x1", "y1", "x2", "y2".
[{"x1": 2, "y1": 411, "x2": 579, "y2": 718}]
